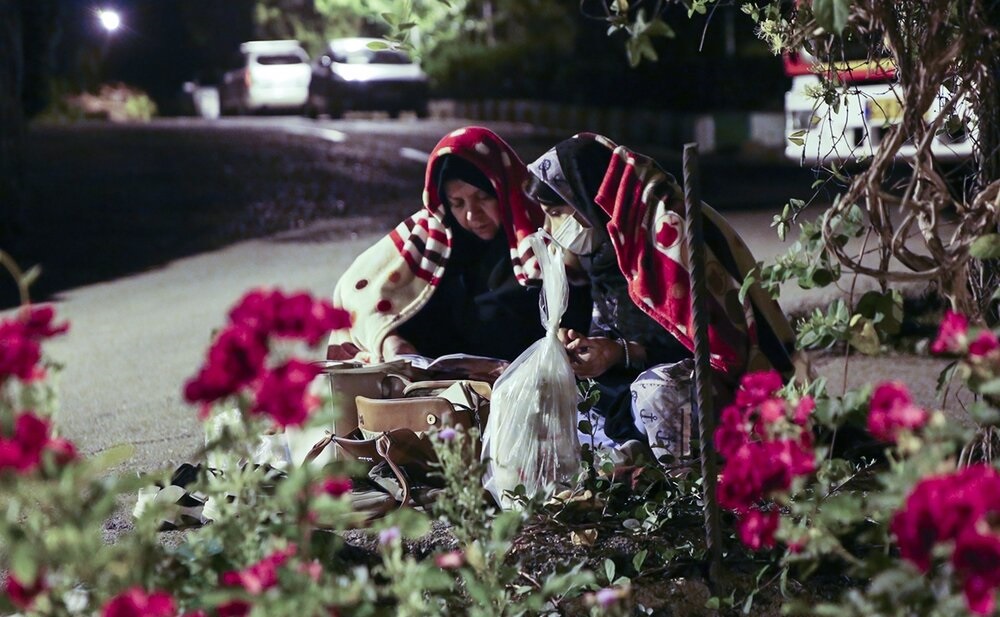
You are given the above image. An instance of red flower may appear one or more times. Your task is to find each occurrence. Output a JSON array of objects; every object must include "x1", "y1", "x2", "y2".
[
  {"x1": 253, "y1": 360, "x2": 322, "y2": 427},
  {"x1": 969, "y1": 330, "x2": 1000, "y2": 362},
  {"x1": 737, "y1": 509, "x2": 780, "y2": 551},
  {"x1": 0, "y1": 306, "x2": 68, "y2": 382},
  {"x1": 184, "y1": 325, "x2": 268, "y2": 405},
  {"x1": 734, "y1": 370, "x2": 784, "y2": 409},
  {"x1": 102, "y1": 587, "x2": 175, "y2": 617},
  {"x1": 222, "y1": 545, "x2": 296, "y2": 595},
  {"x1": 229, "y1": 288, "x2": 351, "y2": 346},
  {"x1": 0, "y1": 412, "x2": 75, "y2": 474},
  {"x1": 216, "y1": 600, "x2": 252, "y2": 617},
  {"x1": 21, "y1": 305, "x2": 69, "y2": 339},
  {"x1": 931, "y1": 310, "x2": 969, "y2": 355},
  {"x1": 953, "y1": 530, "x2": 1000, "y2": 615},
  {"x1": 867, "y1": 382, "x2": 928, "y2": 443},
  {"x1": 714, "y1": 405, "x2": 749, "y2": 459},
  {"x1": 4, "y1": 572, "x2": 46, "y2": 609},
  {"x1": 891, "y1": 465, "x2": 1000, "y2": 573},
  {"x1": 318, "y1": 476, "x2": 353, "y2": 497}
]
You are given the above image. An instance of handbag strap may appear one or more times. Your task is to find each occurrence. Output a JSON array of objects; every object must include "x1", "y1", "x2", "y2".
[{"x1": 303, "y1": 430, "x2": 416, "y2": 510}]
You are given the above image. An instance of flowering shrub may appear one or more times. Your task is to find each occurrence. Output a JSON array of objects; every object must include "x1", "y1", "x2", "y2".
[
  {"x1": 715, "y1": 370, "x2": 816, "y2": 550},
  {"x1": 4, "y1": 283, "x2": 1000, "y2": 616}
]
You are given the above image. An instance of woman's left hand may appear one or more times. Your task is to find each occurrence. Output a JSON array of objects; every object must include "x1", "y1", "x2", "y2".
[{"x1": 562, "y1": 330, "x2": 624, "y2": 379}]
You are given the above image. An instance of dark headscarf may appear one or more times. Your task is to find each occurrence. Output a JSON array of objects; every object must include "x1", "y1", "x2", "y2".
[
  {"x1": 526, "y1": 133, "x2": 615, "y2": 227},
  {"x1": 527, "y1": 133, "x2": 796, "y2": 380}
]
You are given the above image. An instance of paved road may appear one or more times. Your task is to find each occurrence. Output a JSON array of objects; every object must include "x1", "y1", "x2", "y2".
[{"x1": 14, "y1": 116, "x2": 931, "y2": 473}]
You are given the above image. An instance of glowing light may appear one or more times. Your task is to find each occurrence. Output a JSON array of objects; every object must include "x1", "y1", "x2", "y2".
[{"x1": 97, "y1": 9, "x2": 121, "y2": 32}]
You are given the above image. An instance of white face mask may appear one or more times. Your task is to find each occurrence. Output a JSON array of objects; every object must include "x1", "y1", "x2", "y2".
[{"x1": 551, "y1": 214, "x2": 597, "y2": 255}]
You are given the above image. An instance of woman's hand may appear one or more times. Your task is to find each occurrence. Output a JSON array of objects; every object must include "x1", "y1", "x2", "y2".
[
  {"x1": 381, "y1": 334, "x2": 417, "y2": 360},
  {"x1": 557, "y1": 328, "x2": 624, "y2": 379}
]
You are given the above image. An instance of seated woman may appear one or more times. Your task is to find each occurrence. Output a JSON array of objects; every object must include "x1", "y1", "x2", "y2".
[
  {"x1": 524, "y1": 133, "x2": 798, "y2": 464},
  {"x1": 328, "y1": 126, "x2": 590, "y2": 366}
]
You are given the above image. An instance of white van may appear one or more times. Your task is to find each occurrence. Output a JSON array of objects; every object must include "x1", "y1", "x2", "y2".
[
  {"x1": 220, "y1": 40, "x2": 311, "y2": 115},
  {"x1": 783, "y1": 49, "x2": 976, "y2": 165}
]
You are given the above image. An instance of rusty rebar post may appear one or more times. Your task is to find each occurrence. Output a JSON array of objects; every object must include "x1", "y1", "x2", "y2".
[{"x1": 683, "y1": 142, "x2": 724, "y2": 589}]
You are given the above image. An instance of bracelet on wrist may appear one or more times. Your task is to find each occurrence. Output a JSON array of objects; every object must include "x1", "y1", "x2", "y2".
[{"x1": 618, "y1": 337, "x2": 631, "y2": 369}]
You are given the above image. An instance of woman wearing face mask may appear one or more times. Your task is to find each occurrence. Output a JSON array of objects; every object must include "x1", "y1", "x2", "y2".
[
  {"x1": 525, "y1": 133, "x2": 797, "y2": 464},
  {"x1": 328, "y1": 126, "x2": 590, "y2": 364}
]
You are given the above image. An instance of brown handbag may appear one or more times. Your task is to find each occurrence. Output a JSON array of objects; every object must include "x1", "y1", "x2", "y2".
[
  {"x1": 314, "y1": 360, "x2": 429, "y2": 438},
  {"x1": 305, "y1": 380, "x2": 491, "y2": 508}
]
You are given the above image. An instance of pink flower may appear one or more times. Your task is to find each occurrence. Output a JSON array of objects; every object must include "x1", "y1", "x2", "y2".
[
  {"x1": 931, "y1": 310, "x2": 969, "y2": 354},
  {"x1": 737, "y1": 509, "x2": 780, "y2": 551},
  {"x1": 4, "y1": 572, "x2": 46, "y2": 609},
  {"x1": 434, "y1": 550, "x2": 465, "y2": 569},
  {"x1": 101, "y1": 587, "x2": 175, "y2": 617},
  {"x1": 867, "y1": 382, "x2": 928, "y2": 443},
  {"x1": 793, "y1": 395, "x2": 815, "y2": 425},
  {"x1": 734, "y1": 370, "x2": 784, "y2": 409},
  {"x1": 714, "y1": 405, "x2": 748, "y2": 459},
  {"x1": 437, "y1": 427, "x2": 457, "y2": 441},
  {"x1": 953, "y1": 531, "x2": 1000, "y2": 615},
  {"x1": 594, "y1": 587, "x2": 621, "y2": 608},
  {"x1": 221, "y1": 545, "x2": 296, "y2": 595},
  {"x1": 756, "y1": 397, "x2": 786, "y2": 424},
  {"x1": 318, "y1": 476, "x2": 352, "y2": 497},
  {"x1": 969, "y1": 330, "x2": 1000, "y2": 361},
  {"x1": 252, "y1": 359, "x2": 322, "y2": 427},
  {"x1": 379, "y1": 526, "x2": 400, "y2": 546}
]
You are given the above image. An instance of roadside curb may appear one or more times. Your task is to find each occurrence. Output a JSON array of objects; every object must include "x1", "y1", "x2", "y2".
[{"x1": 429, "y1": 99, "x2": 785, "y2": 154}]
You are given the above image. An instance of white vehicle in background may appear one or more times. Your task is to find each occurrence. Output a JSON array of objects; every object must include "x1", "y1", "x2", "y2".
[
  {"x1": 783, "y1": 49, "x2": 976, "y2": 165},
  {"x1": 219, "y1": 40, "x2": 311, "y2": 115}
]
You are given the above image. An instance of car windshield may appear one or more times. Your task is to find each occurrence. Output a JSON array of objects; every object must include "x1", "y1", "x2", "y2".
[
  {"x1": 256, "y1": 54, "x2": 305, "y2": 65},
  {"x1": 334, "y1": 48, "x2": 412, "y2": 65}
]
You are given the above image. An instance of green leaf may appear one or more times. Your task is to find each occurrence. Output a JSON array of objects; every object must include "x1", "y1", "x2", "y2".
[
  {"x1": 11, "y1": 543, "x2": 37, "y2": 583},
  {"x1": 492, "y1": 511, "x2": 523, "y2": 543},
  {"x1": 848, "y1": 317, "x2": 881, "y2": 355},
  {"x1": 739, "y1": 269, "x2": 756, "y2": 304},
  {"x1": 578, "y1": 419, "x2": 594, "y2": 435},
  {"x1": 977, "y1": 378, "x2": 1000, "y2": 395},
  {"x1": 812, "y1": 0, "x2": 852, "y2": 33},
  {"x1": 89, "y1": 443, "x2": 135, "y2": 472},
  {"x1": 970, "y1": 234, "x2": 1000, "y2": 260},
  {"x1": 632, "y1": 548, "x2": 648, "y2": 572},
  {"x1": 604, "y1": 558, "x2": 616, "y2": 583},
  {"x1": 705, "y1": 596, "x2": 721, "y2": 610},
  {"x1": 966, "y1": 401, "x2": 1000, "y2": 425},
  {"x1": 936, "y1": 360, "x2": 959, "y2": 394},
  {"x1": 383, "y1": 507, "x2": 431, "y2": 538}
]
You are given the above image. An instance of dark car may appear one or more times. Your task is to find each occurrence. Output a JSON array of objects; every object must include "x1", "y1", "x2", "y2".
[{"x1": 306, "y1": 38, "x2": 429, "y2": 119}]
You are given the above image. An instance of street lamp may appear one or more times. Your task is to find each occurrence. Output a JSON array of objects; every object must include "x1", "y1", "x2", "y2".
[{"x1": 96, "y1": 8, "x2": 121, "y2": 33}]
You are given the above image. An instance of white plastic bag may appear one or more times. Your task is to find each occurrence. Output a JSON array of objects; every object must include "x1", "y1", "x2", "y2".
[{"x1": 482, "y1": 232, "x2": 581, "y2": 508}]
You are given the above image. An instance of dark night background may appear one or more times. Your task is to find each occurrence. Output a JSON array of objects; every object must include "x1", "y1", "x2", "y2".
[{"x1": 38, "y1": 0, "x2": 789, "y2": 115}]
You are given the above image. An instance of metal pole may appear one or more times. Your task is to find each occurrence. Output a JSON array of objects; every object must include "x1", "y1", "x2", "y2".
[{"x1": 683, "y1": 142, "x2": 723, "y2": 589}]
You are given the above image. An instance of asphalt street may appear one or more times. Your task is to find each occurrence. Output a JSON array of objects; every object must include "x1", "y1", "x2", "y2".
[{"x1": 12, "y1": 116, "x2": 949, "y2": 473}]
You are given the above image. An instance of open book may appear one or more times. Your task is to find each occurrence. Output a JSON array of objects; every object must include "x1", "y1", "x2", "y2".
[{"x1": 394, "y1": 353, "x2": 509, "y2": 382}]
